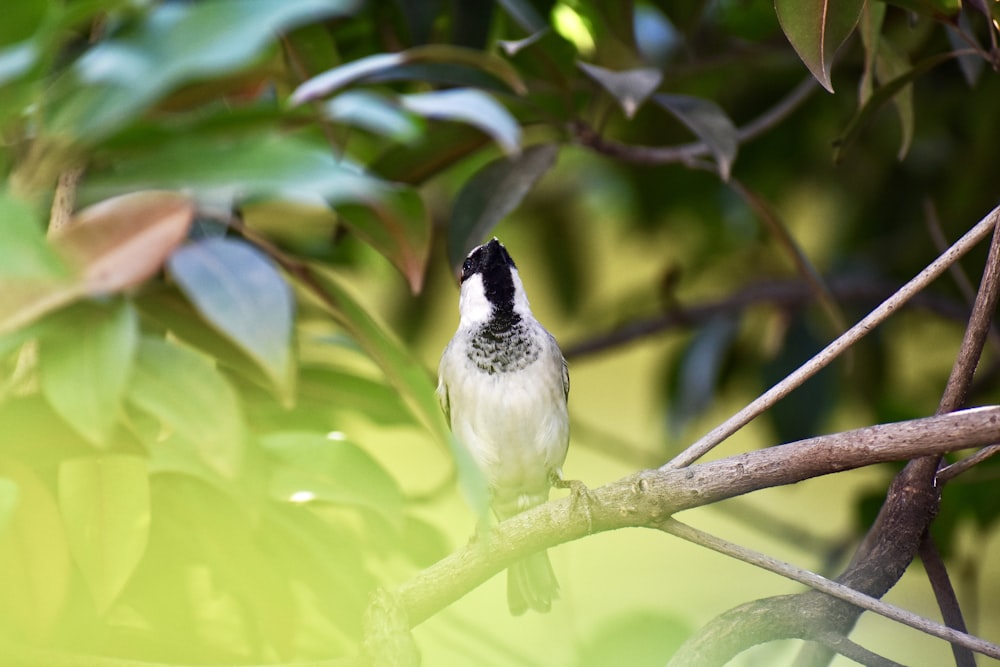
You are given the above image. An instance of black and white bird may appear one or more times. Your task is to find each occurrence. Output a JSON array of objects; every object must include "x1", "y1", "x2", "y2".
[{"x1": 437, "y1": 238, "x2": 570, "y2": 615}]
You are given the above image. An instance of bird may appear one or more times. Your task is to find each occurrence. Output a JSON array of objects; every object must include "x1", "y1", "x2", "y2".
[{"x1": 437, "y1": 237, "x2": 570, "y2": 615}]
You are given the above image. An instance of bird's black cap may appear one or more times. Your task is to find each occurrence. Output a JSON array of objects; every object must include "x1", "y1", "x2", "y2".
[{"x1": 461, "y1": 238, "x2": 517, "y2": 310}]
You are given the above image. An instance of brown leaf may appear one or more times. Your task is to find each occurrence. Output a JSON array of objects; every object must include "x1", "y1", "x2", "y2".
[{"x1": 52, "y1": 191, "x2": 195, "y2": 295}]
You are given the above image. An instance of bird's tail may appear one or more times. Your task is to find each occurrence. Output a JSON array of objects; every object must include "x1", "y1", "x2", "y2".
[{"x1": 507, "y1": 549, "x2": 559, "y2": 615}]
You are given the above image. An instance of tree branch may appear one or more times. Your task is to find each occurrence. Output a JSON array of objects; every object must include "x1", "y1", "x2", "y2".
[
  {"x1": 386, "y1": 406, "x2": 1000, "y2": 628},
  {"x1": 666, "y1": 205, "x2": 1000, "y2": 470}
]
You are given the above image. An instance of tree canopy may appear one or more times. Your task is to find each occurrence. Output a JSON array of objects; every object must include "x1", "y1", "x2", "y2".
[{"x1": 2, "y1": 1, "x2": 1000, "y2": 666}]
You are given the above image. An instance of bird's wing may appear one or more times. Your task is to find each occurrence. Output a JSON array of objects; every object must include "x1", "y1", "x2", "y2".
[
  {"x1": 561, "y1": 356, "x2": 570, "y2": 399},
  {"x1": 436, "y1": 369, "x2": 451, "y2": 425}
]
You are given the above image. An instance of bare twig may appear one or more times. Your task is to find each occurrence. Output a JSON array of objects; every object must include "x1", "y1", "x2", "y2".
[
  {"x1": 665, "y1": 205, "x2": 1000, "y2": 470},
  {"x1": 658, "y1": 519, "x2": 1000, "y2": 661},
  {"x1": 563, "y1": 275, "x2": 970, "y2": 360},
  {"x1": 938, "y1": 443, "x2": 1000, "y2": 482}
]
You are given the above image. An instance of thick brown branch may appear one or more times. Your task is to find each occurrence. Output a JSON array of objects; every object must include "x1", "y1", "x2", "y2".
[{"x1": 389, "y1": 406, "x2": 1000, "y2": 628}]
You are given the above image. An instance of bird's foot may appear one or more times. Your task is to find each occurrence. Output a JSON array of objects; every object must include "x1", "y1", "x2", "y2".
[{"x1": 551, "y1": 472, "x2": 598, "y2": 534}]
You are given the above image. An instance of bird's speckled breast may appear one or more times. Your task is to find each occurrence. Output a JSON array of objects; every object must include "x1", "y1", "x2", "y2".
[{"x1": 467, "y1": 314, "x2": 541, "y2": 374}]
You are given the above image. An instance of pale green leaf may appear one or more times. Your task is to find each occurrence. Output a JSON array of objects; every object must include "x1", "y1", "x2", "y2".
[
  {"x1": 0, "y1": 460, "x2": 71, "y2": 639},
  {"x1": 58, "y1": 456, "x2": 151, "y2": 614},
  {"x1": 261, "y1": 432, "x2": 404, "y2": 524},
  {"x1": 40, "y1": 301, "x2": 139, "y2": 446},
  {"x1": 578, "y1": 62, "x2": 662, "y2": 118},
  {"x1": 127, "y1": 337, "x2": 245, "y2": 477},
  {"x1": 399, "y1": 88, "x2": 521, "y2": 155},
  {"x1": 653, "y1": 94, "x2": 738, "y2": 180}
]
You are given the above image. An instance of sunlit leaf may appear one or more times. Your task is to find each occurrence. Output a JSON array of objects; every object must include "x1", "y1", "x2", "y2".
[
  {"x1": 399, "y1": 88, "x2": 521, "y2": 155},
  {"x1": 0, "y1": 479, "x2": 17, "y2": 536},
  {"x1": 50, "y1": 0, "x2": 361, "y2": 139},
  {"x1": 775, "y1": 0, "x2": 865, "y2": 93},
  {"x1": 127, "y1": 337, "x2": 245, "y2": 477},
  {"x1": 58, "y1": 455, "x2": 150, "y2": 614},
  {"x1": 323, "y1": 90, "x2": 423, "y2": 142},
  {"x1": 52, "y1": 190, "x2": 195, "y2": 296},
  {"x1": 168, "y1": 238, "x2": 295, "y2": 400},
  {"x1": 290, "y1": 44, "x2": 525, "y2": 105},
  {"x1": 448, "y1": 143, "x2": 559, "y2": 272},
  {"x1": 0, "y1": 460, "x2": 71, "y2": 640},
  {"x1": 335, "y1": 184, "x2": 432, "y2": 294},
  {"x1": 653, "y1": 93, "x2": 738, "y2": 180},
  {"x1": 261, "y1": 432, "x2": 404, "y2": 524},
  {"x1": 302, "y1": 267, "x2": 489, "y2": 516},
  {"x1": 578, "y1": 62, "x2": 662, "y2": 119},
  {"x1": 40, "y1": 300, "x2": 139, "y2": 446}
]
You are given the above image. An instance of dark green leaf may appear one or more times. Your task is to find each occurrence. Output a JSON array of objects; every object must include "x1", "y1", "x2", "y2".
[
  {"x1": 168, "y1": 238, "x2": 295, "y2": 400},
  {"x1": 290, "y1": 44, "x2": 526, "y2": 104},
  {"x1": 775, "y1": 0, "x2": 865, "y2": 93},
  {"x1": 667, "y1": 319, "x2": 738, "y2": 439},
  {"x1": 127, "y1": 337, "x2": 245, "y2": 477},
  {"x1": 261, "y1": 432, "x2": 404, "y2": 523},
  {"x1": 399, "y1": 89, "x2": 521, "y2": 155},
  {"x1": 834, "y1": 51, "x2": 958, "y2": 162},
  {"x1": 874, "y1": 40, "x2": 914, "y2": 160},
  {"x1": 58, "y1": 455, "x2": 151, "y2": 614},
  {"x1": 371, "y1": 123, "x2": 491, "y2": 184},
  {"x1": 577, "y1": 62, "x2": 662, "y2": 119},
  {"x1": 496, "y1": 0, "x2": 548, "y2": 32},
  {"x1": 40, "y1": 300, "x2": 139, "y2": 446},
  {"x1": 653, "y1": 93, "x2": 738, "y2": 180},
  {"x1": 448, "y1": 143, "x2": 559, "y2": 271}
]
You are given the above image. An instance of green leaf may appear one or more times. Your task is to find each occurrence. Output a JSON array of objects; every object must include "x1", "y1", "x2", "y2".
[
  {"x1": 653, "y1": 93, "x2": 738, "y2": 180},
  {"x1": 303, "y1": 267, "x2": 489, "y2": 515},
  {"x1": 168, "y1": 238, "x2": 295, "y2": 400},
  {"x1": 0, "y1": 460, "x2": 71, "y2": 640},
  {"x1": 496, "y1": 0, "x2": 548, "y2": 32},
  {"x1": 577, "y1": 62, "x2": 662, "y2": 119},
  {"x1": 289, "y1": 44, "x2": 526, "y2": 105},
  {"x1": 371, "y1": 123, "x2": 491, "y2": 185},
  {"x1": 336, "y1": 184, "x2": 432, "y2": 294},
  {"x1": 58, "y1": 455, "x2": 150, "y2": 615},
  {"x1": 40, "y1": 300, "x2": 139, "y2": 446},
  {"x1": 834, "y1": 51, "x2": 958, "y2": 162},
  {"x1": 399, "y1": 88, "x2": 521, "y2": 155},
  {"x1": 0, "y1": 191, "x2": 76, "y2": 336},
  {"x1": 50, "y1": 0, "x2": 361, "y2": 139},
  {"x1": 775, "y1": 0, "x2": 865, "y2": 93},
  {"x1": 874, "y1": 40, "x2": 914, "y2": 160},
  {"x1": 324, "y1": 90, "x2": 423, "y2": 142},
  {"x1": 261, "y1": 432, "x2": 404, "y2": 523},
  {"x1": 667, "y1": 318, "x2": 738, "y2": 439},
  {"x1": 127, "y1": 337, "x2": 245, "y2": 477},
  {"x1": 448, "y1": 143, "x2": 559, "y2": 271},
  {"x1": 0, "y1": 479, "x2": 18, "y2": 536}
]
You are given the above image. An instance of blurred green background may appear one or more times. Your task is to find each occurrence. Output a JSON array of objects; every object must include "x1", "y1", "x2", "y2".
[{"x1": 1, "y1": 0, "x2": 1000, "y2": 665}]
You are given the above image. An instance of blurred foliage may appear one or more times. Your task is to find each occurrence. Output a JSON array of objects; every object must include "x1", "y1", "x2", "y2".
[{"x1": 1, "y1": 0, "x2": 999, "y2": 664}]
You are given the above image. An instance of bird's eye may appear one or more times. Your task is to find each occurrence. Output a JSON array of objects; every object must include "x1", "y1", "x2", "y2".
[{"x1": 460, "y1": 258, "x2": 474, "y2": 282}]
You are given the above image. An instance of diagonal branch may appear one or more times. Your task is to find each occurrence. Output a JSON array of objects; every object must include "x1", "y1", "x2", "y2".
[{"x1": 386, "y1": 406, "x2": 1000, "y2": 628}]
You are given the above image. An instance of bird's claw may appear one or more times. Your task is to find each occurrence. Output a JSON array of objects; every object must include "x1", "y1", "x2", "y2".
[{"x1": 551, "y1": 472, "x2": 598, "y2": 534}]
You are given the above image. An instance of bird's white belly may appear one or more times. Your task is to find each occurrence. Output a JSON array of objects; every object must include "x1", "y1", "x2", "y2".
[{"x1": 450, "y1": 360, "x2": 568, "y2": 497}]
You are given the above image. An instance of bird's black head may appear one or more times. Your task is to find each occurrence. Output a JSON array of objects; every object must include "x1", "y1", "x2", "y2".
[{"x1": 461, "y1": 238, "x2": 517, "y2": 311}]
